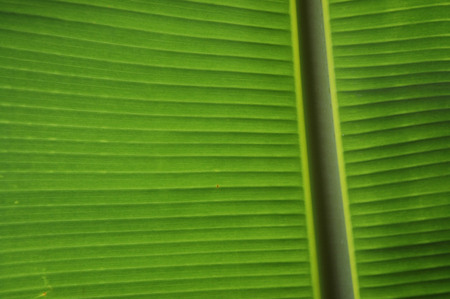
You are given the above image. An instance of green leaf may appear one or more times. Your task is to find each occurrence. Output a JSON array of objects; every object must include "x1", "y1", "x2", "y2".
[
  {"x1": 322, "y1": 0, "x2": 450, "y2": 298},
  {"x1": 0, "y1": 0, "x2": 319, "y2": 298},
  {"x1": 2, "y1": 0, "x2": 449, "y2": 298}
]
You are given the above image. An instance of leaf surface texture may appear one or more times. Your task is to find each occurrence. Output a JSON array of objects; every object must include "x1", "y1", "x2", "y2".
[
  {"x1": 0, "y1": 1, "x2": 317, "y2": 298},
  {"x1": 324, "y1": 0, "x2": 450, "y2": 298}
]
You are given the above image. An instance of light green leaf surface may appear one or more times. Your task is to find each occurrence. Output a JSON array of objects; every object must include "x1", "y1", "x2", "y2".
[
  {"x1": 0, "y1": 0, "x2": 319, "y2": 298},
  {"x1": 323, "y1": 0, "x2": 450, "y2": 298},
  {"x1": 2, "y1": 0, "x2": 450, "y2": 298}
]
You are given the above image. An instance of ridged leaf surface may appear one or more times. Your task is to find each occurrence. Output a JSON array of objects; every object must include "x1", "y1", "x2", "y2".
[
  {"x1": 0, "y1": 1, "x2": 317, "y2": 298},
  {"x1": 323, "y1": 0, "x2": 450, "y2": 298}
]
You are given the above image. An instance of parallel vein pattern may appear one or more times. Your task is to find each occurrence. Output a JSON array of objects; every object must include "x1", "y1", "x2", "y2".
[
  {"x1": 0, "y1": 1, "x2": 315, "y2": 298},
  {"x1": 325, "y1": 0, "x2": 450, "y2": 298}
]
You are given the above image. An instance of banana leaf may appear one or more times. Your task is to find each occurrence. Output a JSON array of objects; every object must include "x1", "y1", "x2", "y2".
[{"x1": 1, "y1": 0, "x2": 449, "y2": 298}]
